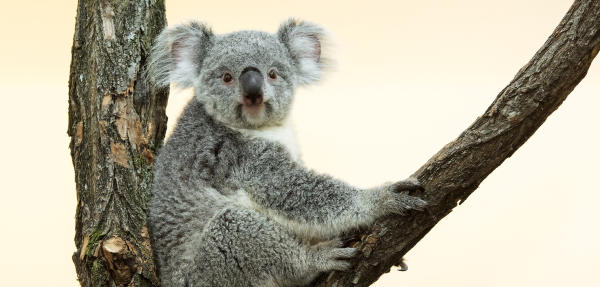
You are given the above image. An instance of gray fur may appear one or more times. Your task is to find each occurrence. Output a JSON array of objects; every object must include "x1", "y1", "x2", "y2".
[{"x1": 148, "y1": 19, "x2": 426, "y2": 287}]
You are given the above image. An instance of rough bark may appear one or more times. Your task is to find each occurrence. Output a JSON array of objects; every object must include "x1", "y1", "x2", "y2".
[
  {"x1": 68, "y1": 0, "x2": 600, "y2": 286},
  {"x1": 313, "y1": 0, "x2": 600, "y2": 286},
  {"x1": 68, "y1": 0, "x2": 168, "y2": 286}
]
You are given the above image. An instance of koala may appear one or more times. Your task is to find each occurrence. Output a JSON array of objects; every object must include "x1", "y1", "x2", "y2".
[{"x1": 147, "y1": 19, "x2": 426, "y2": 287}]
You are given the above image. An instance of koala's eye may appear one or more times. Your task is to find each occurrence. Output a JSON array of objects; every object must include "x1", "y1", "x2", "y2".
[
  {"x1": 268, "y1": 69, "x2": 277, "y2": 80},
  {"x1": 222, "y1": 72, "x2": 233, "y2": 84}
]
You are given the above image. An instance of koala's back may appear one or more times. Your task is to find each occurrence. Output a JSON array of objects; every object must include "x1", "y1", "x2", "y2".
[{"x1": 149, "y1": 100, "x2": 244, "y2": 284}]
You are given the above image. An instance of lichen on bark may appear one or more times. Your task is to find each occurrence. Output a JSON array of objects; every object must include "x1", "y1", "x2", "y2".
[{"x1": 68, "y1": 0, "x2": 168, "y2": 286}]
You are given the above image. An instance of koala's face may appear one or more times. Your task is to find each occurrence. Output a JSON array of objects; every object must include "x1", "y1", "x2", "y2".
[
  {"x1": 149, "y1": 19, "x2": 328, "y2": 129},
  {"x1": 198, "y1": 32, "x2": 296, "y2": 128}
]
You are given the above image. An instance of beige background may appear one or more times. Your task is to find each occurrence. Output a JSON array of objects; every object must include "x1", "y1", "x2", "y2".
[{"x1": 1, "y1": 0, "x2": 598, "y2": 286}]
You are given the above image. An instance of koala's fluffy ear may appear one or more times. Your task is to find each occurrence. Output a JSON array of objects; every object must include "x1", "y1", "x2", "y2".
[
  {"x1": 277, "y1": 19, "x2": 330, "y2": 85},
  {"x1": 147, "y1": 22, "x2": 213, "y2": 89}
]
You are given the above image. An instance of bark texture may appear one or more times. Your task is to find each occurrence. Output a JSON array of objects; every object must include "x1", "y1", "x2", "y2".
[
  {"x1": 313, "y1": 0, "x2": 600, "y2": 286},
  {"x1": 68, "y1": 0, "x2": 600, "y2": 286},
  {"x1": 68, "y1": 0, "x2": 168, "y2": 286}
]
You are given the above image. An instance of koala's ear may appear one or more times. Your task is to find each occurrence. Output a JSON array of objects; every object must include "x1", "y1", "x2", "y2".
[
  {"x1": 277, "y1": 19, "x2": 330, "y2": 85},
  {"x1": 147, "y1": 22, "x2": 213, "y2": 89}
]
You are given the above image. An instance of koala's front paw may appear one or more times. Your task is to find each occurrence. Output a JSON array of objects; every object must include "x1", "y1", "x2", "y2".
[
  {"x1": 378, "y1": 178, "x2": 427, "y2": 216},
  {"x1": 311, "y1": 239, "x2": 359, "y2": 272},
  {"x1": 391, "y1": 177, "x2": 425, "y2": 194},
  {"x1": 381, "y1": 191, "x2": 427, "y2": 215}
]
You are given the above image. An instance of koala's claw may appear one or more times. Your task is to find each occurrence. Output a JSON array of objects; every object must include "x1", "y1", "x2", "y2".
[
  {"x1": 392, "y1": 177, "x2": 425, "y2": 193},
  {"x1": 396, "y1": 257, "x2": 409, "y2": 271}
]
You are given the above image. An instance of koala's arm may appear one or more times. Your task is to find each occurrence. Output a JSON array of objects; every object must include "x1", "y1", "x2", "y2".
[{"x1": 234, "y1": 140, "x2": 426, "y2": 239}]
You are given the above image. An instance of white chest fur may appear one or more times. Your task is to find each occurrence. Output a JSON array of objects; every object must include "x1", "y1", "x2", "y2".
[{"x1": 233, "y1": 121, "x2": 302, "y2": 163}]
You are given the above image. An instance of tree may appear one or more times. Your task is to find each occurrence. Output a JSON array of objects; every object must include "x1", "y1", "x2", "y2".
[
  {"x1": 68, "y1": 0, "x2": 600, "y2": 286},
  {"x1": 68, "y1": 0, "x2": 167, "y2": 286}
]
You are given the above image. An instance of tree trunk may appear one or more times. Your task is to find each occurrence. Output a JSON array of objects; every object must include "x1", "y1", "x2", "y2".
[
  {"x1": 68, "y1": 0, "x2": 600, "y2": 286},
  {"x1": 68, "y1": 0, "x2": 168, "y2": 286},
  {"x1": 313, "y1": 0, "x2": 600, "y2": 286}
]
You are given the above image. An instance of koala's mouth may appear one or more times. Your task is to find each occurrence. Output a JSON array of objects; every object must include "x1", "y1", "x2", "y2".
[
  {"x1": 242, "y1": 103, "x2": 264, "y2": 117},
  {"x1": 237, "y1": 102, "x2": 273, "y2": 127}
]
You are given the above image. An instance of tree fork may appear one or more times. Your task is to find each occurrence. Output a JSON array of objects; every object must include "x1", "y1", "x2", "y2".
[
  {"x1": 313, "y1": 0, "x2": 600, "y2": 286},
  {"x1": 68, "y1": 0, "x2": 600, "y2": 286},
  {"x1": 68, "y1": 0, "x2": 168, "y2": 286}
]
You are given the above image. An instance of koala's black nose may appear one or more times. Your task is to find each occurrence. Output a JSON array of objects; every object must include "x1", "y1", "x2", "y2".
[{"x1": 239, "y1": 67, "x2": 264, "y2": 105}]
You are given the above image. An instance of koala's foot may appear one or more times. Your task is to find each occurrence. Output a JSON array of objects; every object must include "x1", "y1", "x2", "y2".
[{"x1": 311, "y1": 239, "x2": 359, "y2": 272}]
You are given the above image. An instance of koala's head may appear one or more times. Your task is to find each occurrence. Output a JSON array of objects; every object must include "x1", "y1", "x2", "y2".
[{"x1": 148, "y1": 19, "x2": 329, "y2": 129}]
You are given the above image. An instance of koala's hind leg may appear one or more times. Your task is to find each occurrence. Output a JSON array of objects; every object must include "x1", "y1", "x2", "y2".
[{"x1": 189, "y1": 207, "x2": 357, "y2": 287}]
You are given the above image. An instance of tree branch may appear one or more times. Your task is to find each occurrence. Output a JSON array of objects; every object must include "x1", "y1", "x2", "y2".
[
  {"x1": 313, "y1": 0, "x2": 600, "y2": 286},
  {"x1": 69, "y1": 0, "x2": 599, "y2": 286}
]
